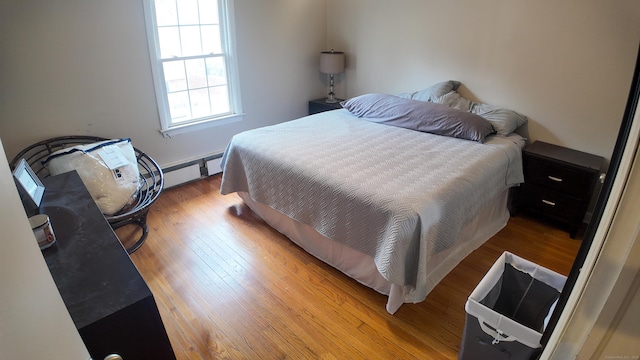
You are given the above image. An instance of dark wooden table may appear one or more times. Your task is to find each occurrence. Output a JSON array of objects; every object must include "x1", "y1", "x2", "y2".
[
  {"x1": 517, "y1": 141, "x2": 605, "y2": 238},
  {"x1": 309, "y1": 98, "x2": 344, "y2": 115},
  {"x1": 41, "y1": 171, "x2": 175, "y2": 359}
]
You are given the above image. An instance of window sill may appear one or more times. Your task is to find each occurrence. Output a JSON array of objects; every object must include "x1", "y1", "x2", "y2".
[{"x1": 159, "y1": 113, "x2": 245, "y2": 138}]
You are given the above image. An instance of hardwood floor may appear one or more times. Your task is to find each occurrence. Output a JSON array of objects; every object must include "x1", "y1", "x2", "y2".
[{"x1": 116, "y1": 174, "x2": 581, "y2": 359}]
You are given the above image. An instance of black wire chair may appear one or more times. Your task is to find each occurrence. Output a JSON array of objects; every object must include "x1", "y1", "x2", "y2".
[{"x1": 10, "y1": 136, "x2": 164, "y2": 254}]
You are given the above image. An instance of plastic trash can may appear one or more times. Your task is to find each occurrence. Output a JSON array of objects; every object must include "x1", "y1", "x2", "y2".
[{"x1": 458, "y1": 251, "x2": 567, "y2": 360}]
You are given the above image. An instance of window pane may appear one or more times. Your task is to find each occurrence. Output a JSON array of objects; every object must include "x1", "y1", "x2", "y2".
[
  {"x1": 190, "y1": 88, "x2": 211, "y2": 118},
  {"x1": 154, "y1": 0, "x2": 178, "y2": 26},
  {"x1": 168, "y1": 91, "x2": 191, "y2": 122},
  {"x1": 146, "y1": 0, "x2": 240, "y2": 129},
  {"x1": 205, "y1": 57, "x2": 226, "y2": 86},
  {"x1": 163, "y1": 61, "x2": 187, "y2": 92},
  {"x1": 177, "y1": 0, "x2": 199, "y2": 25},
  {"x1": 158, "y1": 26, "x2": 181, "y2": 58},
  {"x1": 199, "y1": 0, "x2": 219, "y2": 25},
  {"x1": 185, "y1": 58, "x2": 207, "y2": 89},
  {"x1": 180, "y1": 25, "x2": 202, "y2": 56},
  {"x1": 209, "y1": 86, "x2": 230, "y2": 114},
  {"x1": 201, "y1": 25, "x2": 221, "y2": 54}
]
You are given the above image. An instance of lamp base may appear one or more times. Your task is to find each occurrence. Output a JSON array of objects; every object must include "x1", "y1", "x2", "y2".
[{"x1": 325, "y1": 73, "x2": 339, "y2": 103}]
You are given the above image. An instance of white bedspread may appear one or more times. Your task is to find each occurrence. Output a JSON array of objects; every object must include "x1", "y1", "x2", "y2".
[{"x1": 220, "y1": 109, "x2": 524, "y2": 303}]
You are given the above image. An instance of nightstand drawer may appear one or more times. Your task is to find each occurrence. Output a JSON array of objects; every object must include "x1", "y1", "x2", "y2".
[
  {"x1": 519, "y1": 183, "x2": 583, "y2": 223},
  {"x1": 524, "y1": 157, "x2": 594, "y2": 199}
]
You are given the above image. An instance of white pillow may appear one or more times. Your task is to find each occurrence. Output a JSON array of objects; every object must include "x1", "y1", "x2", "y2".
[{"x1": 44, "y1": 138, "x2": 141, "y2": 216}]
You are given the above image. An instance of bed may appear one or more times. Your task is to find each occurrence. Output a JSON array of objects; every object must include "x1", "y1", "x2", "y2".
[{"x1": 220, "y1": 83, "x2": 527, "y2": 314}]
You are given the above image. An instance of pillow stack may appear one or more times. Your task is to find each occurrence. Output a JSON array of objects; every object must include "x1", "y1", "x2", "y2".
[
  {"x1": 341, "y1": 80, "x2": 527, "y2": 142},
  {"x1": 399, "y1": 80, "x2": 528, "y2": 136},
  {"x1": 341, "y1": 93, "x2": 496, "y2": 143},
  {"x1": 431, "y1": 90, "x2": 527, "y2": 136}
]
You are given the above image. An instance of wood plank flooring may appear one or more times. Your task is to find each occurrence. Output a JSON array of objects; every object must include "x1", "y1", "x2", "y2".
[{"x1": 116, "y1": 174, "x2": 581, "y2": 359}]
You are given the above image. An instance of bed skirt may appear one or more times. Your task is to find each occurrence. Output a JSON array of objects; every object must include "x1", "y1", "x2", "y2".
[{"x1": 238, "y1": 189, "x2": 510, "y2": 314}]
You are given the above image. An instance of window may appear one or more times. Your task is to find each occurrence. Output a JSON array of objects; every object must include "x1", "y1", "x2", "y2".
[{"x1": 144, "y1": 0, "x2": 242, "y2": 136}]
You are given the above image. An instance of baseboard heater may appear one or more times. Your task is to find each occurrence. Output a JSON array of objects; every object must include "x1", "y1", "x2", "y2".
[{"x1": 161, "y1": 153, "x2": 224, "y2": 189}]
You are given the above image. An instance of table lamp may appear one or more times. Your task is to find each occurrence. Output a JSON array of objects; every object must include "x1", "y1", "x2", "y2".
[{"x1": 320, "y1": 50, "x2": 345, "y2": 103}]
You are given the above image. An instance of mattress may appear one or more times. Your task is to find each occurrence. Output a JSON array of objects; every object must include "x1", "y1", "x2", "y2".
[{"x1": 220, "y1": 109, "x2": 524, "y2": 313}]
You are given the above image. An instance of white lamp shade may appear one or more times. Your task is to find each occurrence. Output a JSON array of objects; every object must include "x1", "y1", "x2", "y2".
[{"x1": 320, "y1": 51, "x2": 345, "y2": 74}]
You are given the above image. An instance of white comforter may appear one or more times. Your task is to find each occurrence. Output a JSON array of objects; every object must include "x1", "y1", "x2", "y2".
[{"x1": 220, "y1": 109, "x2": 524, "y2": 303}]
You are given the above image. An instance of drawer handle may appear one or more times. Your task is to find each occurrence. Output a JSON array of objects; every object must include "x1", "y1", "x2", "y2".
[
  {"x1": 548, "y1": 176, "x2": 563, "y2": 182},
  {"x1": 542, "y1": 199, "x2": 556, "y2": 206}
]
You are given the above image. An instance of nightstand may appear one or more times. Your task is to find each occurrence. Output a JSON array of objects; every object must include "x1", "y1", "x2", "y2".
[
  {"x1": 309, "y1": 98, "x2": 343, "y2": 115},
  {"x1": 517, "y1": 141, "x2": 605, "y2": 238}
]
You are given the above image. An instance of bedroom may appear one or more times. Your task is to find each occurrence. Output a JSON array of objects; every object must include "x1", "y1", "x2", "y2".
[{"x1": 1, "y1": 0, "x2": 639, "y2": 359}]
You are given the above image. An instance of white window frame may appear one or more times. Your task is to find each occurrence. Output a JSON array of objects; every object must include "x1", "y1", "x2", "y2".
[{"x1": 143, "y1": 0, "x2": 243, "y2": 137}]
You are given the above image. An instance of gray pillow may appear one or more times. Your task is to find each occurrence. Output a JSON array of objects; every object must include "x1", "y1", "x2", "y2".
[
  {"x1": 471, "y1": 103, "x2": 528, "y2": 136},
  {"x1": 433, "y1": 91, "x2": 474, "y2": 111},
  {"x1": 399, "y1": 80, "x2": 462, "y2": 102},
  {"x1": 433, "y1": 91, "x2": 527, "y2": 136},
  {"x1": 341, "y1": 93, "x2": 495, "y2": 143}
]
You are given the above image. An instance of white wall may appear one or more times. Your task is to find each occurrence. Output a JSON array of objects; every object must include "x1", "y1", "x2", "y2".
[
  {"x1": 0, "y1": 140, "x2": 90, "y2": 359},
  {"x1": 0, "y1": 0, "x2": 326, "y2": 169},
  {"x1": 327, "y1": 0, "x2": 640, "y2": 161},
  {"x1": 3, "y1": 0, "x2": 637, "y2": 169}
]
